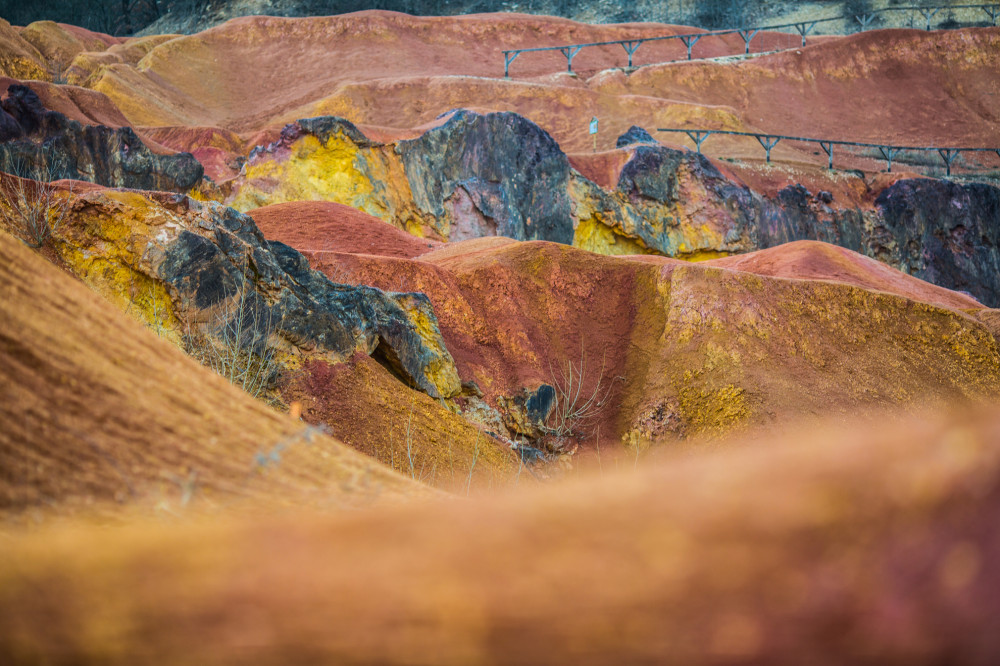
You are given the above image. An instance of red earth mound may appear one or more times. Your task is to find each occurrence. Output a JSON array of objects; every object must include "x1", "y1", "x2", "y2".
[
  {"x1": 45, "y1": 12, "x2": 990, "y2": 163},
  {"x1": 80, "y1": 12, "x2": 811, "y2": 133},
  {"x1": 251, "y1": 200, "x2": 443, "y2": 258},
  {"x1": 2, "y1": 402, "x2": 998, "y2": 663},
  {"x1": 603, "y1": 27, "x2": 1000, "y2": 147},
  {"x1": 703, "y1": 240, "x2": 984, "y2": 311}
]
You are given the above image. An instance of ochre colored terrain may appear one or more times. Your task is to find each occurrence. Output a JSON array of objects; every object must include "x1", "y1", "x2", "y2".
[{"x1": 1, "y1": 12, "x2": 992, "y2": 168}]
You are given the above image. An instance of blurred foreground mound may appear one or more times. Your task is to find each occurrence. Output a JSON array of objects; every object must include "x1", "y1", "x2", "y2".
[{"x1": 1, "y1": 401, "x2": 998, "y2": 662}]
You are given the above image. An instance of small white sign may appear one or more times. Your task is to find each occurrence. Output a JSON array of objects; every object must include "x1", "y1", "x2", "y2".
[{"x1": 589, "y1": 117, "x2": 599, "y2": 135}]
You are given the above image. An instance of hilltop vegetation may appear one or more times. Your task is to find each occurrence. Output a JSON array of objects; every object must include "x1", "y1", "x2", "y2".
[{"x1": 0, "y1": 0, "x2": 986, "y2": 36}]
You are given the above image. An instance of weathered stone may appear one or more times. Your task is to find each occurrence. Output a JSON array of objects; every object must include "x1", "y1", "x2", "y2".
[
  {"x1": 54, "y1": 188, "x2": 461, "y2": 399},
  {"x1": 754, "y1": 179, "x2": 1000, "y2": 306},
  {"x1": 0, "y1": 85, "x2": 203, "y2": 192},
  {"x1": 873, "y1": 179, "x2": 1000, "y2": 305},
  {"x1": 615, "y1": 125, "x2": 656, "y2": 148},
  {"x1": 398, "y1": 110, "x2": 575, "y2": 244},
  {"x1": 496, "y1": 384, "x2": 557, "y2": 440}
]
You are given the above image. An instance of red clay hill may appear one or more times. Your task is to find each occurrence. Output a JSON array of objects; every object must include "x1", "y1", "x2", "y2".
[{"x1": 251, "y1": 200, "x2": 1000, "y2": 453}]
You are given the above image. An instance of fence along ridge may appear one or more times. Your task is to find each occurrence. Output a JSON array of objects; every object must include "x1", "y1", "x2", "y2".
[
  {"x1": 502, "y1": 3, "x2": 1000, "y2": 77},
  {"x1": 656, "y1": 128, "x2": 1000, "y2": 175}
]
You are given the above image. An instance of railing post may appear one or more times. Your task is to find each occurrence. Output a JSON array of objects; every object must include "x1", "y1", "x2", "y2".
[
  {"x1": 878, "y1": 146, "x2": 900, "y2": 173},
  {"x1": 794, "y1": 21, "x2": 817, "y2": 47},
  {"x1": 983, "y1": 5, "x2": 1000, "y2": 25},
  {"x1": 938, "y1": 148, "x2": 960, "y2": 177},
  {"x1": 679, "y1": 35, "x2": 702, "y2": 60},
  {"x1": 559, "y1": 46, "x2": 584, "y2": 74},
  {"x1": 503, "y1": 51, "x2": 520, "y2": 79},
  {"x1": 737, "y1": 29, "x2": 759, "y2": 54},
  {"x1": 684, "y1": 130, "x2": 714, "y2": 154},
  {"x1": 819, "y1": 141, "x2": 834, "y2": 170},
  {"x1": 855, "y1": 13, "x2": 875, "y2": 31},
  {"x1": 917, "y1": 7, "x2": 940, "y2": 31},
  {"x1": 622, "y1": 41, "x2": 642, "y2": 68},
  {"x1": 755, "y1": 135, "x2": 781, "y2": 163},
  {"x1": 656, "y1": 128, "x2": 996, "y2": 176}
]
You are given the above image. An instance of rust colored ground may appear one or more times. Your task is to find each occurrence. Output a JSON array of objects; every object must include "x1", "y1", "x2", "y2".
[{"x1": 705, "y1": 240, "x2": 984, "y2": 311}]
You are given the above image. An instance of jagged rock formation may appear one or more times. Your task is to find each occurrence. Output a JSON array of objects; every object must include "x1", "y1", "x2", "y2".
[
  {"x1": 230, "y1": 110, "x2": 576, "y2": 244},
  {"x1": 872, "y1": 180, "x2": 1000, "y2": 306},
  {"x1": 227, "y1": 110, "x2": 752, "y2": 258},
  {"x1": 570, "y1": 145, "x2": 759, "y2": 260},
  {"x1": 398, "y1": 110, "x2": 575, "y2": 244},
  {"x1": 49, "y1": 187, "x2": 461, "y2": 399},
  {"x1": 0, "y1": 84, "x2": 203, "y2": 192},
  {"x1": 227, "y1": 109, "x2": 1000, "y2": 306},
  {"x1": 758, "y1": 179, "x2": 1000, "y2": 307}
]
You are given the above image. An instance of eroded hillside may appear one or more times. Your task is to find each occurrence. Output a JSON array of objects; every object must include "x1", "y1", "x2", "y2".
[{"x1": 1, "y1": 7, "x2": 999, "y2": 663}]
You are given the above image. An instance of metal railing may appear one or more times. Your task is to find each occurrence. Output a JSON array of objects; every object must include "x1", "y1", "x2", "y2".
[
  {"x1": 656, "y1": 128, "x2": 1000, "y2": 175},
  {"x1": 501, "y1": 3, "x2": 1000, "y2": 77}
]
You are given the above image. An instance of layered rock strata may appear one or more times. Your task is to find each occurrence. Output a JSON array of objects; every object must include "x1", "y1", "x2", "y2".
[
  {"x1": 48, "y1": 187, "x2": 461, "y2": 399},
  {"x1": 0, "y1": 84, "x2": 203, "y2": 192}
]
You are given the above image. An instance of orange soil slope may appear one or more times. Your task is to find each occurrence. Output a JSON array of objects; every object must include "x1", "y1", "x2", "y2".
[
  {"x1": 17, "y1": 20, "x2": 120, "y2": 70},
  {"x1": 82, "y1": 12, "x2": 807, "y2": 133},
  {"x1": 1, "y1": 183, "x2": 515, "y2": 493},
  {"x1": 2, "y1": 404, "x2": 998, "y2": 663},
  {"x1": 600, "y1": 27, "x2": 1000, "y2": 147},
  {"x1": 0, "y1": 231, "x2": 432, "y2": 518},
  {"x1": 254, "y1": 201, "x2": 1000, "y2": 446},
  {"x1": 4, "y1": 13, "x2": 995, "y2": 175},
  {"x1": 252, "y1": 200, "x2": 443, "y2": 258},
  {"x1": 88, "y1": 16, "x2": 998, "y2": 174},
  {"x1": 305, "y1": 26, "x2": 1000, "y2": 156},
  {"x1": 0, "y1": 19, "x2": 49, "y2": 81}
]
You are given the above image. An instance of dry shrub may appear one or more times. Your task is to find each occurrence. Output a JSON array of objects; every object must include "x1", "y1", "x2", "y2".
[{"x1": 0, "y1": 160, "x2": 72, "y2": 249}]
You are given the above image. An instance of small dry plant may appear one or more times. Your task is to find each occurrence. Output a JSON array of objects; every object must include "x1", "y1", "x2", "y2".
[
  {"x1": 0, "y1": 159, "x2": 72, "y2": 248},
  {"x1": 184, "y1": 271, "x2": 281, "y2": 400},
  {"x1": 542, "y1": 350, "x2": 615, "y2": 446}
]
